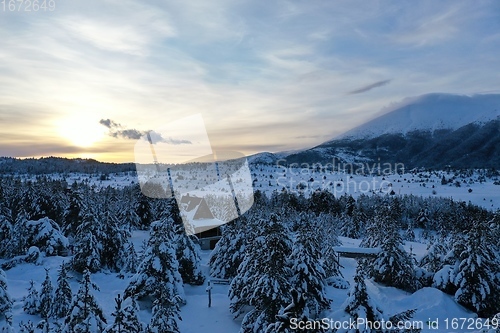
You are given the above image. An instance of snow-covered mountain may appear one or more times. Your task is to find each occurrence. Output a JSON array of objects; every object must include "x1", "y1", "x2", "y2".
[
  {"x1": 284, "y1": 93, "x2": 500, "y2": 168},
  {"x1": 337, "y1": 93, "x2": 500, "y2": 140}
]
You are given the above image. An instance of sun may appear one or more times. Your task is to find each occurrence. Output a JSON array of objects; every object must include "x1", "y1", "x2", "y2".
[{"x1": 57, "y1": 115, "x2": 106, "y2": 148}]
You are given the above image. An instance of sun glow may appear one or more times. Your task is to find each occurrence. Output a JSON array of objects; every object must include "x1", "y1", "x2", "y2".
[{"x1": 57, "y1": 115, "x2": 106, "y2": 147}]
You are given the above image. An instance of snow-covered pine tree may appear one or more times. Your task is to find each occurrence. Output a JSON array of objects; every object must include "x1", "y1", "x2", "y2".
[
  {"x1": 122, "y1": 296, "x2": 145, "y2": 333},
  {"x1": 124, "y1": 220, "x2": 185, "y2": 304},
  {"x1": 23, "y1": 280, "x2": 40, "y2": 315},
  {"x1": 105, "y1": 294, "x2": 132, "y2": 333},
  {"x1": 209, "y1": 217, "x2": 248, "y2": 279},
  {"x1": 122, "y1": 242, "x2": 139, "y2": 274},
  {"x1": 53, "y1": 263, "x2": 73, "y2": 318},
  {"x1": 419, "y1": 240, "x2": 447, "y2": 274},
  {"x1": 289, "y1": 219, "x2": 331, "y2": 318},
  {"x1": 71, "y1": 206, "x2": 103, "y2": 273},
  {"x1": 64, "y1": 269, "x2": 107, "y2": 333},
  {"x1": 100, "y1": 209, "x2": 129, "y2": 272},
  {"x1": 0, "y1": 269, "x2": 13, "y2": 330},
  {"x1": 371, "y1": 214, "x2": 416, "y2": 292},
  {"x1": 166, "y1": 200, "x2": 204, "y2": 285},
  {"x1": 236, "y1": 215, "x2": 293, "y2": 333},
  {"x1": 453, "y1": 220, "x2": 500, "y2": 317},
  {"x1": 38, "y1": 269, "x2": 54, "y2": 319},
  {"x1": 267, "y1": 289, "x2": 322, "y2": 333},
  {"x1": 136, "y1": 196, "x2": 153, "y2": 230},
  {"x1": 343, "y1": 264, "x2": 385, "y2": 333},
  {"x1": 146, "y1": 285, "x2": 181, "y2": 333},
  {"x1": 63, "y1": 188, "x2": 85, "y2": 238},
  {"x1": 18, "y1": 320, "x2": 35, "y2": 333}
]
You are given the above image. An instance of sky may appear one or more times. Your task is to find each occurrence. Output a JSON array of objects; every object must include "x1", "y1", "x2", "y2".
[{"x1": 0, "y1": 0, "x2": 499, "y2": 163}]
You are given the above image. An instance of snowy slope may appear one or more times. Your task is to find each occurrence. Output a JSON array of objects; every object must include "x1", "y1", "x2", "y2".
[{"x1": 337, "y1": 93, "x2": 500, "y2": 140}]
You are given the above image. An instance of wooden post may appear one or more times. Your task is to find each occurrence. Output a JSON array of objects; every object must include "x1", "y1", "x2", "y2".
[{"x1": 206, "y1": 280, "x2": 212, "y2": 308}]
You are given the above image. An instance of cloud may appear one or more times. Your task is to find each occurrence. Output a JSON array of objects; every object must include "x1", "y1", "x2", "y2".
[
  {"x1": 99, "y1": 119, "x2": 191, "y2": 144},
  {"x1": 348, "y1": 80, "x2": 392, "y2": 95}
]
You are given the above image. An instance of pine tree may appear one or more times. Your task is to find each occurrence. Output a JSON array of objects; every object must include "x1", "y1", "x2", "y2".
[
  {"x1": 454, "y1": 220, "x2": 500, "y2": 317},
  {"x1": 0, "y1": 269, "x2": 13, "y2": 330},
  {"x1": 344, "y1": 265, "x2": 385, "y2": 333},
  {"x1": 105, "y1": 294, "x2": 128, "y2": 333},
  {"x1": 136, "y1": 196, "x2": 153, "y2": 230},
  {"x1": 124, "y1": 220, "x2": 185, "y2": 304},
  {"x1": 146, "y1": 285, "x2": 181, "y2": 333},
  {"x1": 122, "y1": 297, "x2": 145, "y2": 333},
  {"x1": 100, "y1": 209, "x2": 129, "y2": 271},
  {"x1": 63, "y1": 189, "x2": 85, "y2": 238},
  {"x1": 71, "y1": 207, "x2": 102, "y2": 273},
  {"x1": 371, "y1": 215, "x2": 416, "y2": 292},
  {"x1": 230, "y1": 215, "x2": 293, "y2": 332},
  {"x1": 168, "y1": 200, "x2": 204, "y2": 285},
  {"x1": 39, "y1": 269, "x2": 54, "y2": 319},
  {"x1": 122, "y1": 242, "x2": 139, "y2": 274},
  {"x1": 53, "y1": 263, "x2": 73, "y2": 318},
  {"x1": 267, "y1": 289, "x2": 321, "y2": 333},
  {"x1": 18, "y1": 321, "x2": 35, "y2": 333},
  {"x1": 209, "y1": 218, "x2": 247, "y2": 279},
  {"x1": 289, "y1": 220, "x2": 330, "y2": 318},
  {"x1": 419, "y1": 240, "x2": 447, "y2": 273},
  {"x1": 64, "y1": 270, "x2": 107, "y2": 333},
  {"x1": 23, "y1": 280, "x2": 40, "y2": 315}
]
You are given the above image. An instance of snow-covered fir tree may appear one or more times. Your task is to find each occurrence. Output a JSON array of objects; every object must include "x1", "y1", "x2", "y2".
[
  {"x1": 289, "y1": 218, "x2": 331, "y2": 318},
  {"x1": 167, "y1": 200, "x2": 204, "y2": 285},
  {"x1": 419, "y1": 239, "x2": 447, "y2": 274},
  {"x1": 105, "y1": 294, "x2": 145, "y2": 333},
  {"x1": 0, "y1": 269, "x2": 13, "y2": 331},
  {"x1": 267, "y1": 289, "x2": 322, "y2": 333},
  {"x1": 209, "y1": 217, "x2": 248, "y2": 280},
  {"x1": 342, "y1": 264, "x2": 385, "y2": 333},
  {"x1": 63, "y1": 188, "x2": 85, "y2": 238},
  {"x1": 18, "y1": 321, "x2": 34, "y2": 333},
  {"x1": 453, "y1": 220, "x2": 500, "y2": 317},
  {"x1": 121, "y1": 242, "x2": 139, "y2": 274},
  {"x1": 124, "y1": 219, "x2": 185, "y2": 304},
  {"x1": 64, "y1": 269, "x2": 107, "y2": 333},
  {"x1": 53, "y1": 263, "x2": 73, "y2": 319},
  {"x1": 136, "y1": 196, "x2": 153, "y2": 230},
  {"x1": 230, "y1": 215, "x2": 293, "y2": 332},
  {"x1": 71, "y1": 206, "x2": 103, "y2": 273},
  {"x1": 122, "y1": 296, "x2": 145, "y2": 333},
  {"x1": 146, "y1": 285, "x2": 182, "y2": 333},
  {"x1": 370, "y1": 213, "x2": 416, "y2": 292},
  {"x1": 23, "y1": 280, "x2": 40, "y2": 315},
  {"x1": 38, "y1": 269, "x2": 54, "y2": 319}
]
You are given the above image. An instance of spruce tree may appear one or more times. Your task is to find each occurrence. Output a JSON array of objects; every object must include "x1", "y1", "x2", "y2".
[
  {"x1": 454, "y1": 220, "x2": 500, "y2": 317},
  {"x1": 344, "y1": 265, "x2": 385, "y2": 333},
  {"x1": 64, "y1": 270, "x2": 107, "y2": 333},
  {"x1": 124, "y1": 220, "x2": 185, "y2": 303},
  {"x1": 105, "y1": 294, "x2": 127, "y2": 333},
  {"x1": 230, "y1": 215, "x2": 293, "y2": 332},
  {"x1": 289, "y1": 220, "x2": 330, "y2": 318},
  {"x1": 38, "y1": 269, "x2": 54, "y2": 319},
  {"x1": 71, "y1": 207, "x2": 102, "y2": 273},
  {"x1": 371, "y1": 215, "x2": 416, "y2": 292},
  {"x1": 122, "y1": 242, "x2": 139, "y2": 274},
  {"x1": 146, "y1": 285, "x2": 181, "y2": 333},
  {"x1": 209, "y1": 218, "x2": 247, "y2": 279},
  {"x1": 168, "y1": 200, "x2": 204, "y2": 285},
  {"x1": 53, "y1": 263, "x2": 73, "y2": 318},
  {"x1": 23, "y1": 280, "x2": 40, "y2": 315},
  {"x1": 0, "y1": 269, "x2": 13, "y2": 330},
  {"x1": 122, "y1": 296, "x2": 145, "y2": 333}
]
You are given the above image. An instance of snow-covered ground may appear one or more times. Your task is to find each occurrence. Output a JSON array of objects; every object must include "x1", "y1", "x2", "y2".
[{"x1": 2, "y1": 233, "x2": 481, "y2": 333}]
